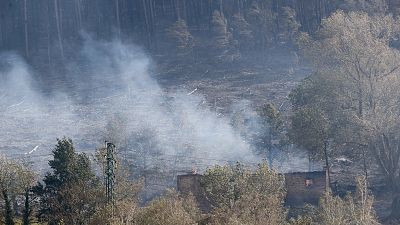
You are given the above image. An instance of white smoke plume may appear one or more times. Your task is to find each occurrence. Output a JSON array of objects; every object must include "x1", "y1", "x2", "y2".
[{"x1": 0, "y1": 38, "x2": 259, "y2": 174}]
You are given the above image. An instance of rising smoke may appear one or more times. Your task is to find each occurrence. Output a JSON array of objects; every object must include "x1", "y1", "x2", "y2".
[
  {"x1": 0, "y1": 37, "x2": 316, "y2": 188},
  {"x1": 0, "y1": 38, "x2": 260, "y2": 175}
]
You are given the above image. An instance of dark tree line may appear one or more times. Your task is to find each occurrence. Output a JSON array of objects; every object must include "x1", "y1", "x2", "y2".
[
  {"x1": 0, "y1": 0, "x2": 330, "y2": 53},
  {"x1": 1, "y1": 0, "x2": 397, "y2": 77},
  {"x1": 0, "y1": 140, "x2": 384, "y2": 224}
]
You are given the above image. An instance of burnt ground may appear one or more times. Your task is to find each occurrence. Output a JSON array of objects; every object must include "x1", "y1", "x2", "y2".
[
  {"x1": 331, "y1": 161, "x2": 396, "y2": 223},
  {"x1": 155, "y1": 50, "x2": 397, "y2": 223},
  {"x1": 156, "y1": 49, "x2": 308, "y2": 115},
  {"x1": 1, "y1": 46, "x2": 396, "y2": 222}
]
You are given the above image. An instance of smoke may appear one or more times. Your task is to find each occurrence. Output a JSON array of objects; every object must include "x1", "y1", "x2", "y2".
[
  {"x1": 0, "y1": 53, "x2": 82, "y2": 164},
  {"x1": 0, "y1": 38, "x2": 259, "y2": 173}
]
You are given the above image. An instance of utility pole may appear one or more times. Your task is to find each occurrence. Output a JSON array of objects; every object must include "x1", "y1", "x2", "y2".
[{"x1": 105, "y1": 142, "x2": 116, "y2": 205}]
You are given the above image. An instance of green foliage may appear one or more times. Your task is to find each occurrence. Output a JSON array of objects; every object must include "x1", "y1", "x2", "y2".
[
  {"x1": 0, "y1": 156, "x2": 35, "y2": 225},
  {"x1": 289, "y1": 78, "x2": 321, "y2": 110},
  {"x1": 256, "y1": 103, "x2": 287, "y2": 166},
  {"x1": 201, "y1": 162, "x2": 287, "y2": 225},
  {"x1": 318, "y1": 176, "x2": 379, "y2": 225},
  {"x1": 211, "y1": 10, "x2": 240, "y2": 63},
  {"x1": 288, "y1": 216, "x2": 314, "y2": 225},
  {"x1": 258, "y1": 103, "x2": 283, "y2": 131},
  {"x1": 278, "y1": 7, "x2": 300, "y2": 43},
  {"x1": 37, "y1": 138, "x2": 100, "y2": 225},
  {"x1": 166, "y1": 19, "x2": 195, "y2": 57},
  {"x1": 91, "y1": 200, "x2": 137, "y2": 225},
  {"x1": 289, "y1": 77, "x2": 335, "y2": 180},
  {"x1": 289, "y1": 107, "x2": 330, "y2": 159},
  {"x1": 246, "y1": 1, "x2": 277, "y2": 49},
  {"x1": 135, "y1": 190, "x2": 200, "y2": 225},
  {"x1": 231, "y1": 13, "x2": 254, "y2": 51},
  {"x1": 293, "y1": 10, "x2": 400, "y2": 190},
  {"x1": 201, "y1": 163, "x2": 245, "y2": 209},
  {"x1": 45, "y1": 138, "x2": 97, "y2": 186}
]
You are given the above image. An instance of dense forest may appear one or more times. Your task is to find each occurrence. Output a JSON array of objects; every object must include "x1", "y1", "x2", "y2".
[
  {"x1": 0, "y1": 0, "x2": 399, "y2": 77},
  {"x1": 2, "y1": 0, "x2": 400, "y2": 225}
]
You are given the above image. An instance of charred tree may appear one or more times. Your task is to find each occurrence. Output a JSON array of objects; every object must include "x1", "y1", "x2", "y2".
[
  {"x1": 24, "y1": 0, "x2": 29, "y2": 58},
  {"x1": 54, "y1": 0, "x2": 64, "y2": 59}
]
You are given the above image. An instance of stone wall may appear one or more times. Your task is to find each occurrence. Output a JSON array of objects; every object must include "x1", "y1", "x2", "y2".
[
  {"x1": 177, "y1": 170, "x2": 327, "y2": 211},
  {"x1": 177, "y1": 174, "x2": 211, "y2": 212},
  {"x1": 284, "y1": 171, "x2": 327, "y2": 206}
]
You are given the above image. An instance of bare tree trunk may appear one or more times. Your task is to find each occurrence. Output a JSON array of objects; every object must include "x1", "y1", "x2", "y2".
[
  {"x1": 267, "y1": 130, "x2": 273, "y2": 168},
  {"x1": 162, "y1": 0, "x2": 166, "y2": 15},
  {"x1": 24, "y1": 0, "x2": 29, "y2": 58},
  {"x1": 149, "y1": 0, "x2": 155, "y2": 33},
  {"x1": 0, "y1": 18, "x2": 3, "y2": 48},
  {"x1": 54, "y1": 0, "x2": 64, "y2": 59},
  {"x1": 74, "y1": 0, "x2": 82, "y2": 30},
  {"x1": 175, "y1": 0, "x2": 181, "y2": 20},
  {"x1": 362, "y1": 149, "x2": 368, "y2": 180},
  {"x1": 143, "y1": 0, "x2": 149, "y2": 30},
  {"x1": 45, "y1": 0, "x2": 52, "y2": 77},
  {"x1": 3, "y1": 190, "x2": 14, "y2": 225},
  {"x1": 150, "y1": 0, "x2": 158, "y2": 50},
  {"x1": 182, "y1": 0, "x2": 187, "y2": 19},
  {"x1": 22, "y1": 189, "x2": 31, "y2": 225},
  {"x1": 115, "y1": 0, "x2": 121, "y2": 37},
  {"x1": 323, "y1": 141, "x2": 331, "y2": 187},
  {"x1": 142, "y1": 0, "x2": 151, "y2": 46},
  {"x1": 358, "y1": 84, "x2": 363, "y2": 117}
]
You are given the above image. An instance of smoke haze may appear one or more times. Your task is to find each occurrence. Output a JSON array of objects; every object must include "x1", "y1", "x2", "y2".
[{"x1": 0, "y1": 38, "x2": 261, "y2": 173}]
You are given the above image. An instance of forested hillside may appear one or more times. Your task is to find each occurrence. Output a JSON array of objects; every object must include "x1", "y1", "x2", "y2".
[
  {"x1": 1, "y1": 0, "x2": 399, "y2": 74},
  {"x1": 1, "y1": 0, "x2": 400, "y2": 225}
]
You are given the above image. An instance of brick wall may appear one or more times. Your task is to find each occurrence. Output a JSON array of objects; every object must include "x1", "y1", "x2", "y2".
[
  {"x1": 177, "y1": 170, "x2": 327, "y2": 211},
  {"x1": 284, "y1": 171, "x2": 327, "y2": 206},
  {"x1": 177, "y1": 174, "x2": 211, "y2": 212}
]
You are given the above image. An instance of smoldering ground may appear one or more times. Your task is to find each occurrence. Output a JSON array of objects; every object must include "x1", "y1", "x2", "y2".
[
  {"x1": 0, "y1": 38, "x2": 263, "y2": 173},
  {"x1": 1, "y1": 38, "x2": 319, "y2": 195}
]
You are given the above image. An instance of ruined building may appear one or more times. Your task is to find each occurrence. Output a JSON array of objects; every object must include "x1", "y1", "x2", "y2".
[
  {"x1": 284, "y1": 171, "x2": 327, "y2": 206},
  {"x1": 177, "y1": 170, "x2": 327, "y2": 211}
]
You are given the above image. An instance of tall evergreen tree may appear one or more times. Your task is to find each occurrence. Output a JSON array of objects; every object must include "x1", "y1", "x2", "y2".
[
  {"x1": 210, "y1": 10, "x2": 240, "y2": 63},
  {"x1": 257, "y1": 103, "x2": 286, "y2": 168},
  {"x1": 247, "y1": 1, "x2": 276, "y2": 50},
  {"x1": 166, "y1": 19, "x2": 195, "y2": 58},
  {"x1": 231, "y1": 13, "x2": 254, "y2": 51},
  {"x1": 277, "y1": 6, "x2": 300, "y2": 44},
  {"x1": 36, "y1": 138, "x2": 100, "y2": 225}
]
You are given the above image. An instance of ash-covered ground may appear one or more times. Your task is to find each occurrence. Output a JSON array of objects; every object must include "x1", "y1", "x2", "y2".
[
  {"x1": 1, "y1": 39, "x2": 392, "y2": 217},
  {"x1": 0, "y1": 40, "x2": 312, "y2": 176}
]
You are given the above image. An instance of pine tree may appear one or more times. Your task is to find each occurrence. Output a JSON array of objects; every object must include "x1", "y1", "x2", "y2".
[
  {"x1": 231, "y1": 13, "x2": 254, "y2": 51},
  {"x1": 36, "y1": 138, "x2": 100, "y2": 225},
  {"x1": 166, "y1": 19, "x2": 194, "y2": 57},
  {"x1": 257, "y1": 103, "x2": 286, "y2": 168},
  {"x1": 210, "y1": 10, "x2": 240, "y2": 63},
  {"x1": 246, "y1": 1, "x2": 277, "y2": 50},
  {"x1": 277, "y1": 7, "x2": 300, "y2": 44},
  {"x1": 47, "y1": 138, "x2": 76, "y2": 186}
]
